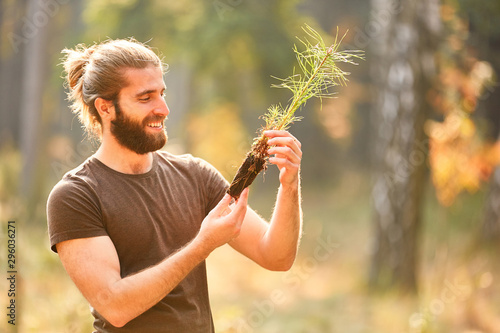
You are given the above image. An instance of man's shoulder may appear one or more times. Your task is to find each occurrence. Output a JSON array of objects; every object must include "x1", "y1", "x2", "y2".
[
  {"x1": 156, "y1": 150, "x2": 198, "y2": 162},
  {"x1": 156, "y1": 150, "x2": 211, "y2": 170},
  {"x1": 62, "y1": 156, "x2": 99, "y2": 183},
  {"x1": 155, "y1": 150, "x2": 225, "y2": 181},
  {"x1": 49, "y1": 157, "x2": 99, "y2": 200}
]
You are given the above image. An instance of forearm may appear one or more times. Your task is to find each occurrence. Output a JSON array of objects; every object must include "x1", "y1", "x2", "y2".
[
  {"x1": 98, "y1": 236, "x2": 210, "y2": 327},
  {"x1": 227, "y1": 130, "x2": 302, "y2": 271},
  {"x1": 261, "y1": 182, "x2": 303, "y2": 270}
]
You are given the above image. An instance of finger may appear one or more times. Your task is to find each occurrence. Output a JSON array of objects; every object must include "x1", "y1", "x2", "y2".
[
  {"x1": 266, "y1": 135, "x2": 301, "y2": 149},
  {"x1": 231, "y1": 188, "x2": 249, "y2": 218},
  {"x1": 268, "y1": 156, "x2": 300, "y2": 173},
  {"x1": 269, "y1": 142, "x2": 302, "y2": 162},
  {"x1": 264, "y1": 130, "x2": 302, "y2": 149},
  {"x1": 221, "y1": 205, "x2": 232, "y2": 217},
  {"x1": 211, "y1": 193, "x2": 232, "y2": 216},
  {"x1": 264, "y1": 129, "x2": 296, "y2": 139},
  {"x1": 267, "y1": 146, "x2": 301, "y2": 165},
  {"x1": 235, "y1": 187, "x2": 249, "y2": 207},
  {"x1": 266, "y1": 136, "x2": 302, "y2": 157}
]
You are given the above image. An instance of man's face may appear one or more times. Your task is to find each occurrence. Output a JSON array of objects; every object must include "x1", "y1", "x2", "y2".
[{"x1": 110, "y1": 66, "x2": 169, "y2": 155}]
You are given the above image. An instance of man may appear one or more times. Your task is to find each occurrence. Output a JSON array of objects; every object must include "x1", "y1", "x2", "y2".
[{"x1": 47, "y1": 38, "x2": 302, "y2": 332}]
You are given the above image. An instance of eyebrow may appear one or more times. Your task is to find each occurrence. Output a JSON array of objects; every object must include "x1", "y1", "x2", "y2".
[{"x1": 134, "y1": 87, "x2": 166, "y2": 97}]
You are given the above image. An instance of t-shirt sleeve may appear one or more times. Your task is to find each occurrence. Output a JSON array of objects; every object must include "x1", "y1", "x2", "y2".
[
  {"x1": 47, "y1": 177, "x2": 108, "y2": 253},
  {"x1": 194, "y1": 158, "x2": 230, "y2": 215}
]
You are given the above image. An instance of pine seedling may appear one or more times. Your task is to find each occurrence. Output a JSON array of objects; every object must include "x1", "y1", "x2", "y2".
[{"x1": 227, "y1": 25, "x2": 364, "y2": 199}]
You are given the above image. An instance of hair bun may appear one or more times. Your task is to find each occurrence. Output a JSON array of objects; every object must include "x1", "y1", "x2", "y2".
[{"x1": 62, "y1": 44, "x2": 96, "y2": 90}]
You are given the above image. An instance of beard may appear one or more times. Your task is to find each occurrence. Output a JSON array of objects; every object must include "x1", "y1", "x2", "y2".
[{"x1": 110, "y1": 100, "x2": 167, "y2": 155}]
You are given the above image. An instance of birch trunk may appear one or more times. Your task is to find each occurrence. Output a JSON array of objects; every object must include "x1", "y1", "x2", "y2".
[{"x1": 368, "y1": 0, "x2": 441, "y2": 292}]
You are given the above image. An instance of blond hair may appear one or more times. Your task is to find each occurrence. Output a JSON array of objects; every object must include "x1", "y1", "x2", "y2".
[{"x1": 61, "y1": 38, "x2": 165, "y2": 138}]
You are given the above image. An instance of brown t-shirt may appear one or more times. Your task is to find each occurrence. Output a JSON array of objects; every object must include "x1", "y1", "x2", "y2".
[{"x1": 47, "y1": 151, "x2": 228, "y2": 332}]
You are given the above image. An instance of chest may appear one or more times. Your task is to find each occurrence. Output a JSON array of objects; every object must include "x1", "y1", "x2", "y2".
[{"x1": 95, "y1": 171, "x2": 206, "y2": 276}]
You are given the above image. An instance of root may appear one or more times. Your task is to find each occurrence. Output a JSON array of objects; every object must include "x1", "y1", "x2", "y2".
[{"x1": 227, "y1": 137, "x2": 269, "y2": 199}]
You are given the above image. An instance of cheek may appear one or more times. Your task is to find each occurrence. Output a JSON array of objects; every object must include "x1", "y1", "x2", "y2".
[{"x1": 121, "y1": 103, "x2": 147, "y2": 121}]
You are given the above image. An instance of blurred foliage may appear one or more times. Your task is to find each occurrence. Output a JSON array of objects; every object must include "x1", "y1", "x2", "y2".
[
  {"x1": 457, "y1": 0, "x2": 500, "y2": 38},
  {"x1": 426, "y1": 1, "x2": 499, "y2": 206},
  {"x1": 83, "y1": 0, "x2": 305, "y2": 100},
  {"x1": 187, "y1": 102, "x2": 248, "y2": 180}
]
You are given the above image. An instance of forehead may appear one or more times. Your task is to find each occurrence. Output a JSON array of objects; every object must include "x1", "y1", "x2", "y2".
[{"x1": 120, "y1": 66, "x2": 165, "y2": 95}]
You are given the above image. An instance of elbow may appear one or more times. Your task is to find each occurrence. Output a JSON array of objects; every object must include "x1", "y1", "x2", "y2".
[
  {"x1": 108, "y1": 319, "x2": 126, "y2": 329},
  {"x1": 275, "y1": 258, "x2": 296, "y2": 272},
  {"x1": 264, "y1": 255, "x2": 296, "y2": 272},
  {"x1": 93, "y1": 294, "x2": 132, "y2": 328},
  {"x1": 101, "y1": 310, "x2": 130, "y2": 328},
  {"x1": 271, "y1": 263, "x2": 294, "y2": 272}
]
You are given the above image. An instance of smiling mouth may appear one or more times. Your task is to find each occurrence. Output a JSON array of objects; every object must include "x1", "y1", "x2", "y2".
[{"x1": 147, "y1": 122, "x2": 163, "y2": 129}]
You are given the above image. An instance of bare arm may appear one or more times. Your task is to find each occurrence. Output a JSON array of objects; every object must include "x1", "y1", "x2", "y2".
[
  {"x1": 230, "y1": 130, "x2": 303, "y2": 271},
  {"x1": 57, "y1": 190, "x2": 248, "y2": 328}
]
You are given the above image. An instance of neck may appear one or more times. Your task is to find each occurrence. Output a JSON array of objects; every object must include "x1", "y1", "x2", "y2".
[{"x1": 94, "y1": 137, "x2": 154, "y2": 174}]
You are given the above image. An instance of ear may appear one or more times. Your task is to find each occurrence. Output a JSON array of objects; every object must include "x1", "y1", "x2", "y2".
[{"x1": 94, "y1": 97, "x2": 115, "y2": 120}]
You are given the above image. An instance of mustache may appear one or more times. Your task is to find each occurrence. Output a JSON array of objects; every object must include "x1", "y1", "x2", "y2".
[{"x1": 143, "y1": 115, "x2": 167, "y2": 124}]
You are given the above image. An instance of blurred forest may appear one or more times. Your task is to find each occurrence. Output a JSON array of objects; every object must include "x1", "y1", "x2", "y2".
[{"x1": 1, "y1": 0, "x2": 500, "y2": 332}]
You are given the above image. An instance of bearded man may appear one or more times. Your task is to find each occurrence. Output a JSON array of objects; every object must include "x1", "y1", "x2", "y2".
[{"x1": 47, "y1": 38, "x2": 302, "y2": 332}]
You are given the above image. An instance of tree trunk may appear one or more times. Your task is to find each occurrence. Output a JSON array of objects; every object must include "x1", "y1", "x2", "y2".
[
  {"x1": 482, "y1": 155, "x2": 500, "y2": 242},
  {"x1": 19, "y1": 0, "x2": 50, "y2": 198},
  {"x1": 478, "y1": 22, "x2": 500, "y2": 243},
  {"x1": 368, "y1": 0, "x2": 440, "y2": 293},
  {"x1": 0, "y1": 0, "x2": 27, "y2": 144},
  {"x1": 482, "y1": 129, "x2": 500, "y2": 243}
]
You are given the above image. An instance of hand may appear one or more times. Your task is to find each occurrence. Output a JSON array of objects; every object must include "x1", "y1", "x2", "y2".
[
  {"x1": 264, "y1": 130, "x2": 302, "y2": 189},
  {"x1": 196, "y1": 188, "x2": 249, "y2": 253}
]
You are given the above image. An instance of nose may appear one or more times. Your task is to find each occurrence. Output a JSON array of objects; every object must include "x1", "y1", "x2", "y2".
[{"x1": 154, "y1": 97, "x2": 170, "y2": 117}]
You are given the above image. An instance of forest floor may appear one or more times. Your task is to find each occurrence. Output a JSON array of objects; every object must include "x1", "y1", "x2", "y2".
[{"x1": 1, "y1": 170, "x2": 500, "y2": 333}]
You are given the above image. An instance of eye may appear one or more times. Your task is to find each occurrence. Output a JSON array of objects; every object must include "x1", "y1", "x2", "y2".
[{"x1": 139, "y1": 96, "x2": 150, "y2": 102}]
